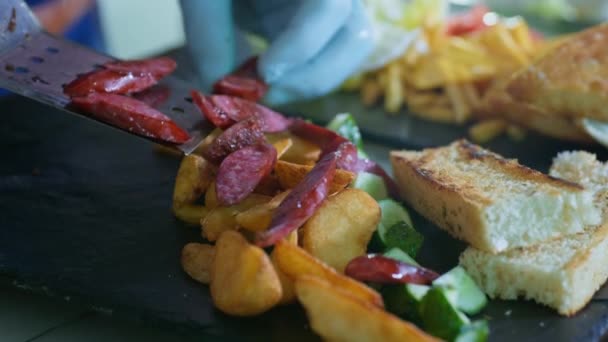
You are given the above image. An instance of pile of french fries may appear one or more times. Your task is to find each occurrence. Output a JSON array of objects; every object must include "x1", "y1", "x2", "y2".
[
  {"x1": 347, "y1": 13, "x2": 560, "y2": 142},
  {"x1": 171, "y1": 133, "x2": 437, "y2": 341}
]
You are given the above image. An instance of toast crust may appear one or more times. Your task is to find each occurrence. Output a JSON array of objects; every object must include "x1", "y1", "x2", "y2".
[{"x1": 391, "y1": 140, "x2": 589, "y2": 253}]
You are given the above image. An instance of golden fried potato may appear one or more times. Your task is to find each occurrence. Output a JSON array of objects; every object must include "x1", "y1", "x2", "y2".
[
  {"x1": 204, "y1": 181, "x2": 218, "y2": 209},
  {"x1": 272, "y1": 138, "x2": 293, "y2": 159},
  {"x1": 268, "y1": 133, "x2": 321, "y2": 165},
  {"x1": 302, "y1": 189, "x2": 380, "y2": 273},
  {"x1": 211, "y1": 231, "x2": 282, "y2": 316},
  {"x1": 172, "y1": 154, "x2": 216, "y2": 208},
  {"x1": 296, "y1": 276, "x2": 438, "y2": 342},
  {"x1": 236, "y1": 191, "x2": 290, "y2": 232},
  {"x1": 193, "y1": 128, "x2": 222, "y2": 156},
  {"x1": 153, "y1": 143, "x2": 182, "y2": 158},
  {"x1": 173, "y1": 204, "x2": 210, "y2": 225},
  {"x1": 271, "y1": 232, "x2": 298, "y2": 305},
  {"x1": 273, "y1": 240, "x2": 383, "y2": 308},
  {"x1": 202, "y1": 194, "x2": 271, "y2": 241},
  {"x1": 181, "y1": 242, "x2": 215, "y2": 284},
  {"x1": 275, "y1": 160, "x2": 355, "y2": 194}
]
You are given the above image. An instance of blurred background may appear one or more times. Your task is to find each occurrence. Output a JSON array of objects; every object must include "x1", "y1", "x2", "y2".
[{"x1": 94, "y1": 0, "x2": 607, "y2": 60}]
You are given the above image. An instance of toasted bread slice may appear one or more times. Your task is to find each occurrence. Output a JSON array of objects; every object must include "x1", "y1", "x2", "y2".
[
  {"x1": 390, "y1": 140, "x2": 600, "y2": 253},
  {"x1": 461, "y1": 151, "x2": 608, "y2": 315},
  {"x1": 505, "y1": 23, "x2": 608, "y2": 122}
]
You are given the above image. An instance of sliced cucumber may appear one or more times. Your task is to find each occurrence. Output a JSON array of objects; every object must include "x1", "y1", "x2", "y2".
[
  {"x1": 384, "y1": 247, "x2": 419, "y2": 266},
  {"x1": 433, "y1": 266, "x2": 488, "y2": 315},
  {"x1": 353, "y1": 172, "x2": 388, "y2": 200},
  {"x1": 382, "y1": 283, "x2": 429, "y2": 322},
  {"x1": 326, "y1": 112, "x2": 363, "y2": 150},
  {"x1": 378, "y1": 199, "x2": 413, "y2": 228},
  {"x1": 420, "y1": 287, "x2": 470, "y2": 341},
  {"x1": 455, "y1": 320, "x2": 489, "y2": 342},
  {"x1": 377, "y1": 221, "x2": 424, "y2": 258}
]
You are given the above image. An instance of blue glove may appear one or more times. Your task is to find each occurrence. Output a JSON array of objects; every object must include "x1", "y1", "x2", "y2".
[{"x1": 180, "y1": 0, "x2": 374, "y2": 105}]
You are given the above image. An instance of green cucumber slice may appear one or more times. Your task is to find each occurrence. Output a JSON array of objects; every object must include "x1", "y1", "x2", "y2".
[
  {"x1": 382, "y1": 283, "x2": 429, "y2": 322},
  {"x1": 433, "y1": 266, "x2": 488, "y2": 315},
  {"x1": 326, "y1": 112, "x2": 363, "y2": 150},
  {"x1": 455, "y1": 320, "x2": 489, "y2": 342},
  {"x1": 420, "y1": 287, "x2": 470, "y2": 341},
  {"x1": 377, "y1": 221, "x2": 423, "y2": 258},
  {"x1": 353, "y1": 172, "x2": 388, "y2": 200},
  {"x1": 378, "y1": 199, "x2": 413, "y2": 228},
  {"x1": 383, "y1": 247, "x2": 419, "y2": 266}
]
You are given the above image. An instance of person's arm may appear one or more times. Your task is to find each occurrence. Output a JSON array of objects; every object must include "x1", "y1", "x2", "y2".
[{"x1": 33, "y1": 0, "x2": 95, "y2": 35}]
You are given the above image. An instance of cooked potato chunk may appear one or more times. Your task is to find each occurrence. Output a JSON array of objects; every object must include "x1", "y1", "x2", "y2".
[
  {"x1": 273, "y1": 240, "x2": 383, "y2": 308},
  {"x1": 201, "y1": 194, "x2": 270, "y2": 241},
  {"x1": 236, "y1": 191, "x2": 290, "y2": 232},
  {"x1": 181, "y1": 243, "x2": 215, "y2": 284},
  {"x1": 275, "y1": 160, "x2": 355, "y2": 194},
  {"x1": 296, "y1": 276, "x2": 439, "y2": 342},
  {"x1": 211, "y1": 231, "x2": 282, "y2": 316},
  {"x1": 302, "y1": 189, "x2": 381, "y2": 273}
]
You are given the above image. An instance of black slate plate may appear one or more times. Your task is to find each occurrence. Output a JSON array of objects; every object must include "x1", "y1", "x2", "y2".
[{"x1": 2, "y1": 95, "x2": 608, "y2": 341}]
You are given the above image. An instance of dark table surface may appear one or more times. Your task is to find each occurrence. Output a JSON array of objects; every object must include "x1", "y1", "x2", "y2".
[{"x1": 3, "y1": 92, "x2": 608, "y2": 341}]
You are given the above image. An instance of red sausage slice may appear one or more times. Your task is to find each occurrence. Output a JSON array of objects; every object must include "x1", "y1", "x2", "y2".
[
  {"x1": 104, "y1": 56, "x2": 177, "y2": 77},
  {"x1": 345, "y1": 254, "x2": 439, "y2": 285},
  {"x1": 213, "y1": 57, "x2": 268, "y2": 102},
  {"x1": 255, "y1": 150, "x2": 338, "y2": 247},
  {"x1": 192, "y1": 92, "x2": 289, "y2": 132},
  {"x1": 70, "y1": 93, "x2": 190, "y2": 144},
  {"x1": 202, "y1": 117, "x2": 265, "y2": 164},
  {"x1": 191, "y1": 90, "x2": 234, "y2": 129},
  {"x1": 63, "y1": 69, "x2": 159, "y2": 97},
  {"x1": 216, "y1": 143, "x2": 277, "y2": 206}
]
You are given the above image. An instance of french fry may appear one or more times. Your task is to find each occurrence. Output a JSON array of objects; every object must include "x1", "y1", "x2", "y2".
[
  {"x1": 384, "y1": 62, "x2": 405, "y2": 113},
  {"x1": 211, "y1": 231, "x2": 282, "y2": 316},
  {"x1": 361, "y1": 78, "x2": 382, "y2": 107},
  {"x1": 296, "y1": 276, "x2": 439, "y2": 342},
  {"x1": 468, "y1": 119, "x2": 507, "y2": 143},
  {"x1": 302, "y1": 189, "x2": 380, "y2": 273},
  {"x1": 236, "y1": 191, "x2": 290, "y2": 232},
  {"x1": 274, "y1": 160, "x2": 355, "y2": 194},
  {"x1": 181, "y1": 243, "x2": 215, "y2": 284},
  {"x1": 273, "y1": 240, "x2": 384, "y2": 308},
  {"x1": 444, "y1": 83, "x2": 471, "y2": 123}
]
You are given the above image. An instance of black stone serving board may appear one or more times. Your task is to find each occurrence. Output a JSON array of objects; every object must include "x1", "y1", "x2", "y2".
[{"x1": 2, "y1": 94, "x2": 608, "y2": 342}]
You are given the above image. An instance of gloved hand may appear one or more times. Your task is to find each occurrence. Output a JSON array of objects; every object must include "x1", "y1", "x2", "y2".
[{"x1": 180, "y1": 0, "x2": 374, "y2": 105}]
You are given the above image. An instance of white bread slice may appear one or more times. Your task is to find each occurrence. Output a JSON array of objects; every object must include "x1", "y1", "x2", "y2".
[
  {"x1": 390, "y1": 140, "x2": 600, "y2": 253},
  {"x1": 460, "y1": 151, "x2": 608, "y2": 316}
]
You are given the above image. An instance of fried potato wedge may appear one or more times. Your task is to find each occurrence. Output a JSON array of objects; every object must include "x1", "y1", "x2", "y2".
[
  {"x1": 302, "y1": 189, "x2": 380, "y2": 273},
  {"x1": 236, "y1": 191, "x2": 290, "y2": 232},
  {"x1": 271, "y1": 230, "x2": 298, "y2": 305},
  {"x1": 272, "y1": 137, "x2": 293, "y2": 159},
  {"x1": 268, "y1": 133, "x2": 321, "y2": 165},
  {"x1": 181, "y1": 243, "x2": 215, "y2": 284},
  {"x1": 273, "y1": 240, "x2": 383, "y2": 308},
  {"x1": 211, "y1": 231, "x2": 282, "y2": 316},
  {"x1": 205, "y1": 181, "x2": 219, "y2": 209},
  {"x1": 296, "y1": 276, "x2": 438, "y2": 342},
  {"x1": 202, "y1": 194, "x2": 271, "y2": 241},
  {"x1": 275, "y1": 160, "x2": 355, "y2": 194},
  {"x1": 172, "y1": 154, "x2": 215, "y2": 209},
  {"x1": 173, "y1": 204, "x2": 210, "y2": 225}
]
